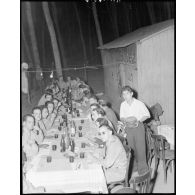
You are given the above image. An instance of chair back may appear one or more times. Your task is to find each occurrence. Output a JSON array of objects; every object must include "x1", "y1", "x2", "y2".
[
  {"x1": 130, "y1": 168, "x2": 152, "y2": 193},
  {"x1": 151, "y1": 134, "x2": 167, "y2": 160},
  {"x1": 124, "y1": 147, "x2": 132, "y2": 187},
  {"x1": 145, "y1": 125, "x2": 154, "y2": 166}
]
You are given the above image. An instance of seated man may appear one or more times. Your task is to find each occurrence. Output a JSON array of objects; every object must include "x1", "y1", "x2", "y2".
[
  {"x1": 88, "y1": 125, "x2": 127, "y2": 184},
  {"x1": 32, "y1": 107, "x2": 44, "y2": 144},
  {"x1": 38, "y1": 89, "x2": 53, "y2": 106},
  {"x1": 57, "y1": 76, "x2": 68, "y2": 90},
  {"x1": 120, "y1": 86, "x2": 150, "y2": 175},
  {"x1": 148, "y1": 103, "x2": 164, "y2": 134},
  {"x1": 22, "y1": 114, "x2": 39, "y2": 160},
  {"x1": 99, "y1": 99, "x2": 118, "y2": 132},
  {"x1": 52, "y1": 98, "x2": 61, "y2": 114}
]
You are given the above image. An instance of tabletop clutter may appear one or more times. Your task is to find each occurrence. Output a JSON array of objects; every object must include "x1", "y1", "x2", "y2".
[{"x1": 23, "y1": 78, "x2": 108, "y2": 193}]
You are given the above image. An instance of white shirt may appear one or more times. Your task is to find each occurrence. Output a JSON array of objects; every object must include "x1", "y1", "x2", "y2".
[{"x1": 120, "y1": 98, "x2": 150, "y2": 121}]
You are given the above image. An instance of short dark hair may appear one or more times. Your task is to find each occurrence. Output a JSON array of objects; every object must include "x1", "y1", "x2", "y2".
[
  {"x1": 93, "y1": 107, "x2": 106, "y2": 116},
  {"x1": 45, "y1": 88, "x2": 53, "y2": 95},
  {"x1": 45, "y1": 101, "x2": 54, "y2": 107},
  {"x1": 89, "y1": 95, "x2": 98, "y2": 101},
  {"x1": 41, "y1": 105, "x2": 48, "y2": 112},
  {"x1": 96, "y1": 117, "x2": 109, "y2": 127},
  {"x1": 90, "y1": 103, "x2": 100, "y2": 109},
  {"x1": 32, "y1": 106, "x2": 41, "y2": 114},
  {"x1": 52, "y1": 97, "x2": 59, "y2": 102},
  {"x1": 23, "y1": 114, "x2": 35, "y2": 123},
  {"x1": 121, "y1": 86, "x2": 133, "y2": 94},
  {"x1": 99, "y1": 124, "x2": 114, "y2": 135},
  {"x1": 99, "y1": 99, "x2": 108, "y2": 107}
]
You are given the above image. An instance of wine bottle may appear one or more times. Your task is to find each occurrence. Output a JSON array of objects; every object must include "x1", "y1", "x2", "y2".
[
  {"x1": 70, "y1": 139, "x2": 75, "y2": 152},
  {"x1": 61, "y1": 135, "x2": 66, "y2": 152},
  {"x1": 65, "y1": 133, "x2": 70, "y2": 150}
]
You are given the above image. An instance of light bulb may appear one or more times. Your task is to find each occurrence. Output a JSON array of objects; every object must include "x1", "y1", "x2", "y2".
[{"x1": 50, "y1": 71, "x2": 53, "y2": 78}]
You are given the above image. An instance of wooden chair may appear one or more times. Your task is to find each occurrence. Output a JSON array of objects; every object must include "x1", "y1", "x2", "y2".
[
  {"x1": 112, "y1": 186, "x2": 136, "y2": 193},
  {"x1": 107, "y1": 147, "x2": 132, "y2": 192},
  {"x1": 151, "y1": 134, "x2": 175, "y2": 183},
  {"x1": 129, "y1": 168, "x2": 152, "y2": 193},
  {"x1": 145, "y1": 124, "x2": 155, "y2": 167}
]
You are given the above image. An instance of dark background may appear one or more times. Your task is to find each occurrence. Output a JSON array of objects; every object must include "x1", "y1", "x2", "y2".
[{"x1": 22, "y1": 1, "x2": 175, "y2": 74}]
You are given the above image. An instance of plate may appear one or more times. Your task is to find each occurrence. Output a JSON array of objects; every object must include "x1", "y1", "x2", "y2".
[
  {"x1": 39, "y1": 144, "x2": 49, "y2": 149},
  {"x1": 45, "y1": 135, "x2": 54, "y2": 139}
]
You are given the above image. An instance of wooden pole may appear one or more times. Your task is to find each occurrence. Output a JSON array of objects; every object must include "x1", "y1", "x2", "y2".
[
  {"x1": 74, "y1": 3, "x2": 88, "y2": 82},
  {"x1": 42, "y1": 2, "x2": 63, "y2": 78},
  {"x1": 25, "y1": 2, "x2": 42, "y2": 82}
]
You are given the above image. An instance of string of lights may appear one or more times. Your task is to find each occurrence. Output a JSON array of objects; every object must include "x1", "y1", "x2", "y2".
[{"x1": 24, "y1": 61, "x2": 136, "y2": 73}]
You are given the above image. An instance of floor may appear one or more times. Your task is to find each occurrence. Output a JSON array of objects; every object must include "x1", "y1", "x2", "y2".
[{"x1": 151, "y1": 159, "x2": 175, "y2": 193}]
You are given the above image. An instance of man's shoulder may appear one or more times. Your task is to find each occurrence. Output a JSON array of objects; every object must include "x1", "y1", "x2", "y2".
[
  {"x1": 133, "y1": 98, "x2": 145, "y2": 106},
  {"x1": 120, "y1": 101, "x2": 127, "y2": 107}
]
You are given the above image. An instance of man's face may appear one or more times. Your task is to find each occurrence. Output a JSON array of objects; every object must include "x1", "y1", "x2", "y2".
[
  {"x1": 24, "y1": 116, "x2": 34, "y2": 130},
  {"x1": 47, "y1": 103, "x2": 54, "y2": 114},
  {"x1": 59, "y1": 77, "x2": 63, "y2": 82},
  {"x1": 122, "y1": 90, "x2": 133, "y2": 102},
  {"x1": 91, "y1": 110, "x2": 100, "y2": 121},
  {"x1": 90, "y1": 105, "x2": 97, "y2": 112},
  {"x1": 45, "y1": 94, "x2": 52, "y2": 102},
  {"x1": 67, "y1": 77, "x2": 71, "y2": 82},
  {"x1": 89, "y1": 98, "x2": 98, "y2": 105},
  {"x1": 53, "y1": 99, "x2": 58, "y2": 108},
  {"x1": 42, "y1": 108, "x2": 48, "y2": 119},
  {"x1": 98, "y1": 126, "x2": 111, "y2": 142},
  {"x1": 33, "y1": 109, "x2": 41, "y2": 121}
]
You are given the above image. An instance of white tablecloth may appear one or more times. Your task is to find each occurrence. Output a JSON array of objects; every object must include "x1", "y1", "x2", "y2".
[
  {"x1": 26, "y1": 119, "x2": 108, "y2": 193},
  {"x1": 157, "y1": 124, "x2": 174, "y2": 149}
]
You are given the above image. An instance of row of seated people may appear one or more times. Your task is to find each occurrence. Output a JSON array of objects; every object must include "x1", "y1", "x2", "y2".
[
  {"x1": 83, "y1": 87, "x2": 151, "y2": 178},
  {"x1": 23, "y1": 82, "x2": 159, "y2": 192}
]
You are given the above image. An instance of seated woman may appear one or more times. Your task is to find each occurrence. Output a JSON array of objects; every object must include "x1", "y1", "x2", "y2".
[
  {"x1": 96, "y1": 117, "x2": 126, "y2": 145},
  {"x1": 32, "y1": 107, "x2": 44, "y2": 144},
  {"x1": 88, "y1": 125, "x2": 127, "y2": 184},
  {"x1": 38, "y1": 106, "x2": 50, "y2": 135},
  {"x1": 44, "y1": 101, "x2": 56, "y2": 130},
  {"x1": 52, "y1": 98, "x2": 61, "y2": 114},
  {"x1": 91, "y1": 107, "x2": 115, "y2": 130},
  {"x1": 22, "y1": 114, "x2": 39, "y2": 160}
]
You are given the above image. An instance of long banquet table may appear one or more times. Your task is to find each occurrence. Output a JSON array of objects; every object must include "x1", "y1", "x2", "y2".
[{"x1": 26, "y1": 110, "x2": 108, "y2": 193}]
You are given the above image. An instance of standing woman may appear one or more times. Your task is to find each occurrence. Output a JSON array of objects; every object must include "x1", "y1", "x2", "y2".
[{"x1": 120, "y1": 86, "x2": 150, "y2": 175}]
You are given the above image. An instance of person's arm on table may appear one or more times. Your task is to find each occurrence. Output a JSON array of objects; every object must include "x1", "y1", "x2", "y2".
[{"x1": 88, "y1": 145, "x2": 120, "y2": 169}]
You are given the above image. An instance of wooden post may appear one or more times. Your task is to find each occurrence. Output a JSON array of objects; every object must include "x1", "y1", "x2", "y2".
[
  {"x1": 25, "y1": 2, "x2": 42, "y2": 82},
  {"x1": 74, "y1": 3, "x2": 88, "y2": 82},
  {"x1": 42, "y1": 2, "x2": 63, "y2": 78}
]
